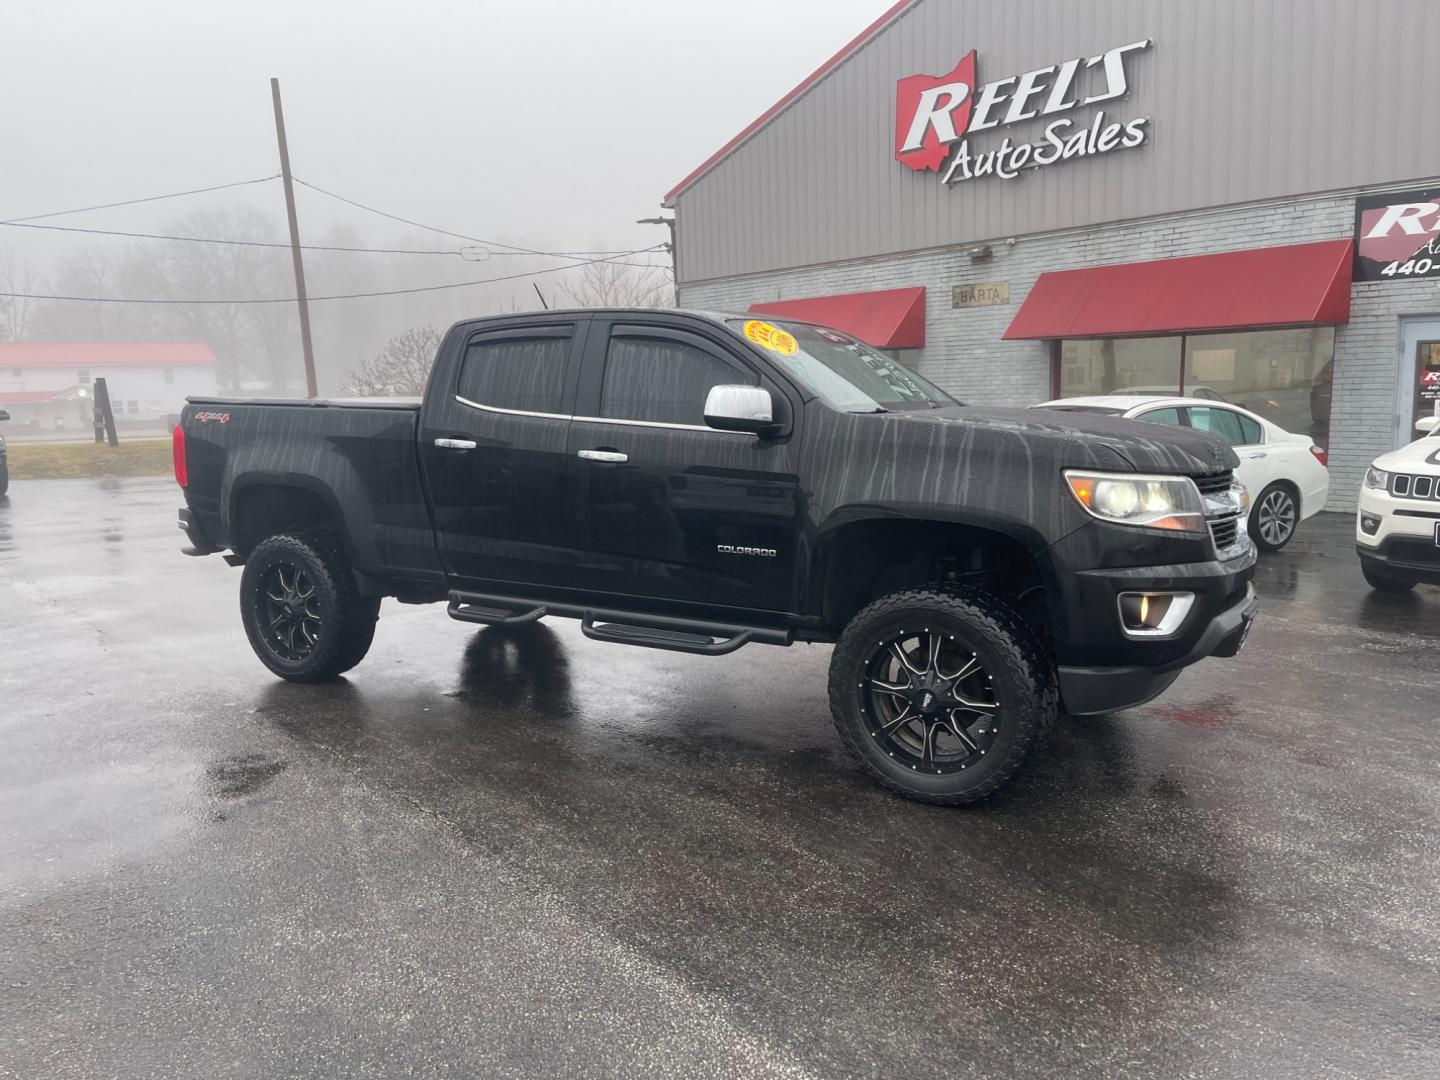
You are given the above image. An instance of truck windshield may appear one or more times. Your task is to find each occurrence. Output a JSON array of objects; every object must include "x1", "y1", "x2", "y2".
[{"x1": 727, "y1": 318, "x2": 954, "y2": 412}]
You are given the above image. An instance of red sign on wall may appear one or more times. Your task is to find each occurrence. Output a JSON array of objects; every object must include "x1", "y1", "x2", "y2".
[
  {"x1": 894, "y1": 39, "x2": 1152, "y2": 186},
  {"x1": 1354, "y1": 188, "x2": 1440, "y2": 282}
]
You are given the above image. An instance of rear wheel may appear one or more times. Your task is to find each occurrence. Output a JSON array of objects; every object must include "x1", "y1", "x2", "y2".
[
  {"x1": 828, "y1": 586, "x2": 1057, "y2": 805},
  {"x1": 240, "y1": 533, "x2": 379, "y2": 681},
  {"x1": 1250, "y1": 483, "x2": 1299, "y2": 552},
  {"x1": 1362, "y1": 561, "x2": 1416, "y2": 594}
]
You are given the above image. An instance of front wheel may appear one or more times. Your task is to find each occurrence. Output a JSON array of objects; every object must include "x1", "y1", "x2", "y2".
[
  {"x1": 239, "y1": 533, "x2": 380, "y2": 681},
  {"x1": 1250, "y1": 483, "x2": 1299, "y2": 552},
  {"x1": 0, "y1": 461, "x2": 9, "y2": 498},
  {"x1": 827, "y1": 586, "x2": 1057, "y2": 805}
]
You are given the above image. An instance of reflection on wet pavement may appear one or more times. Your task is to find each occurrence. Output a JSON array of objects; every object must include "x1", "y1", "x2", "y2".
[{"x1": 1, "y1": 478, "x2": 1438, "y2": 1078}]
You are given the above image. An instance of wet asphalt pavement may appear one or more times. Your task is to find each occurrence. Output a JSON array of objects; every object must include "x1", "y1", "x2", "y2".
[{"x1": 1, "y1": 478, "x2": 1437, "y2": 1079}]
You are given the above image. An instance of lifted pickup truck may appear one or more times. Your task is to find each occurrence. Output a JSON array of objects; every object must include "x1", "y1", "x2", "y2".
[{"x1": 175, "y1": 309, "x2": 1256, "y2": 804}]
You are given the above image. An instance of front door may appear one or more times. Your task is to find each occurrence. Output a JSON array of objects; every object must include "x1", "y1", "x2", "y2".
[
  {"x1": 1398, "y1": 318, "x2": 1440, "y2": 445},
  {"x1": 566, "y1": 319, "x2": 801, "y2": 614},
  {"x1": 418, "y1": 319, "x2": 588, "y2": 590}
]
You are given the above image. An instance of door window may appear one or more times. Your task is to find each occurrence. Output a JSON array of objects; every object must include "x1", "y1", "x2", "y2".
[
  {"x1": 458, "y1": 336, "x2": 569, "y2": 414},
  {"x1": 1134, "y1": 407, "x2": 1185, "y2": 427},
  {"x1": 1186, "y1": 407, "x2": 1252, "y2": 446},
  {"x1": 599, "y1": 333, "x2": 752, "y2": 426},
  {"x1": 1410, "y1": 340, "x2": 1440, "y2": 434}
]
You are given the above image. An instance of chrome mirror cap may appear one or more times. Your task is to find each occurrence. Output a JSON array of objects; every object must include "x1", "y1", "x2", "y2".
[{"x1": 704, "y1": 385, "x2": 774, "y2": 434}]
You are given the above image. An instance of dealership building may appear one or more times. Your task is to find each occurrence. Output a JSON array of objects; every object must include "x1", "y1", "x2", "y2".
[{"x1": 664, "y1": 0, "x2": 1440, "y2": 509}]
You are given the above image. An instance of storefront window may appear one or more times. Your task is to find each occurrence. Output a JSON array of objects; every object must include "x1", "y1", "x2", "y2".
[
  {"x1": 1058, "y1": 327, "x2": 1336, "y2": 450},
  {"x1": 1059, "y1": 337, "x2": 1182, "y2": 397},
  {"x1": 1182, "y1": 328, "x2": 1334, "y2": 449}
]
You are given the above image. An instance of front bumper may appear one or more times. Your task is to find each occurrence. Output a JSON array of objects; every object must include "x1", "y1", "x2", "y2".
[
  {"x1": 1046, "y1": 524, "x2": 1258, "y2": 714},
  {"x1": 1058, "y1": 582, "x2": 1257, "y2": 714},
  {"x1": 1355, "y1": 484, "x2": 1440, "y2": 585}
]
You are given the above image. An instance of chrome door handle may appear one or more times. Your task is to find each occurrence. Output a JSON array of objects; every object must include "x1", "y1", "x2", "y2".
[
  {"x1": 434, "y1": 437, "x2": 477, "y2": 450},
  {"x1": 578, "y1": 449, "x2": 627, "y2": 463},
  {"x1": 1248, "y1": 451, "x2": 1267, "y2": 459}
]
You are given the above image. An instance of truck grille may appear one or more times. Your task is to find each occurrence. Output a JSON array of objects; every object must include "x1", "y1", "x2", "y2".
[
  {"x1": 1391, "y1": 473, "x2": 1440, "y2": 500},
  {"x1": 1192, "y1": 470, "x2": 1248, "y2": 555},
  {"x1": 1209, "y1": 516, "x2": 1241, "y2": 550},
  {"x1": 1192, "y1": 472, "x2": 1234, "y2": 497}
]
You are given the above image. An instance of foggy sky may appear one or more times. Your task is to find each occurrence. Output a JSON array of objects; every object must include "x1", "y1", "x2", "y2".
[{"x1": 2, "y1": 0, "x2": 883, "y2": 290}]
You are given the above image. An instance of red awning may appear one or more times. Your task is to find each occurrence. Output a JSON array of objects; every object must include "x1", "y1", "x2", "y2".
[
  {"x1": 1003, "y1": 239, "x2": 1354, "y2": 340},
  {"x1": 748, "y1": 286, "x2": 926, "y2": 349}
]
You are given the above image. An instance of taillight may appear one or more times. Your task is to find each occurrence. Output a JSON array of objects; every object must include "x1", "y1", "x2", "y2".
[
  {"x1": 172, "y1": 423, "x2": 188, "y2": 488},
  {"x1": 1309, "y1": 445, "x2": 1328, "y2": 468}
]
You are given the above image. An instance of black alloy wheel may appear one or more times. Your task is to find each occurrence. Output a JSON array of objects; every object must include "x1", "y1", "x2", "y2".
[
  {"x1": 1251, "y1": 483, "x2": 1298, "y2": 551},
  {"x1": 255, "y1": 562, "x2": 322, "y2": 662},
  {"x1": 828, "y1": 586, "x2": 1057, "y2": 805},
  {"x1": 860, "y1": 628, "x2": 1000, "y2": 775},
  {"x1": 239, "y1": 532, "x2": 380, "y2": 681}
]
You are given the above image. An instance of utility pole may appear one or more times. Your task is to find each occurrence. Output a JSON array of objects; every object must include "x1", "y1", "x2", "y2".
[
  {"x1": 637, "y1": 216, "x2": 678, "y2": 306},
  {"x1": 270, "y1": 78, "x2": 318, "y2": 398}
]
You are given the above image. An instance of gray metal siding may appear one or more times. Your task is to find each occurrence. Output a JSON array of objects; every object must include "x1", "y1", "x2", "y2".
[{"x1": 675, "y1": 0, "x2": 1438, "y2": 284}]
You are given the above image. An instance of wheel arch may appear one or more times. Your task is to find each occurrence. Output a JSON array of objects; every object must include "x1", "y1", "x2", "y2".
[
  {"x1": 224, "y1": 467, "x2": 375, "y2": 571},
  {"x1": 809, "y1": 507, "x2": 1059, "y2": 636}
]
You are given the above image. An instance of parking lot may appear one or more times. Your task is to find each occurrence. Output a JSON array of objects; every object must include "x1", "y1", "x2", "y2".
[{"x1": 2, "y1": 477, "x2": 1437, "y2": 1078}]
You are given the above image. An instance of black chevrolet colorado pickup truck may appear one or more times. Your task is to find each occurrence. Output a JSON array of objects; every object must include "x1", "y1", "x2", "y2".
[{"x1": 175, "y1": 309, "x2": 1256, "y2": 804}]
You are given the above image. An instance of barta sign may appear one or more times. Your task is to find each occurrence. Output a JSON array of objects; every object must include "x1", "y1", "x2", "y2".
[{"x1": 895, "y1": 39, "x2": 1152, "y2": 185}]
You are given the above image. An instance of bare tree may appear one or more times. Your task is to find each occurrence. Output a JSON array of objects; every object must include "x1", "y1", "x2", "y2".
[
  {"x1": 0, "y1": 251, "x2": 46, "y2": 341},
  {"x1": 553, "y1": 259, "x2": 674, "y2": 309},
  {"x1": 341, "y1": 325, "x2": 440, "y2": 396},
  {"x1": 118, "y1": 206, "x2": 295, "y2": 392},
  {"x1": 30, "y1": 250, "x2": 149, "y2": 341}
]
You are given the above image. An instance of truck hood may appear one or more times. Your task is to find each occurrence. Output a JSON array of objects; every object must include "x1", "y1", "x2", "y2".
[
  {"x1": 892, "y1": 404, "x2": 1239, "y2": 475},
  {"x1": 1374, "y1": 434, "x2": 1440, "y2": 473}
]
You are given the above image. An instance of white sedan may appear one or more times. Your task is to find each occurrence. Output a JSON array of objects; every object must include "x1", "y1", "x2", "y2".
[{"x1": 1032, "y1": 395, "x2": 1329, "y2": 552}]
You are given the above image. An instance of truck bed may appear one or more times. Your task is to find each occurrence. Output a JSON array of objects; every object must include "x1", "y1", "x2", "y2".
[{"x1": 179, "y1": 395, "x2": 441, "y2": 589}]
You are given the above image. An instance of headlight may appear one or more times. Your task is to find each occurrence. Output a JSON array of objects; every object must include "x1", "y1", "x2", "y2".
[
  {"x1": 1063, "y1": 470, "x2": 1207, "y2": 533},
  {"x1": 1363, "y1": 466, "x2": 1390, "y2": 490}
]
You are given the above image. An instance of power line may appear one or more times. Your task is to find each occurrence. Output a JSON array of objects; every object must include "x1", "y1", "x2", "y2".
[
  {"x1": 293, "y1": 176, "x2": 661, "y2": 265},
  {"x1": 0, "y1": 244, "x2": 668, "y2": 305},
  {"x1": 0, "y1": 219, "x2": 470, "y2": 257},
  {"x1": 2, "y1": 175, "x2": 281, "y2": 224},
  {"x1": 2, "y1": 198, "x2": 671, "y2": 268}
]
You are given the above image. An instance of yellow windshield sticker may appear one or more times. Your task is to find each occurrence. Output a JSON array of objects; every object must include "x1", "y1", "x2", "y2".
[{"x1": 743, "y1": 320, "x2": 798, "y2": 356}]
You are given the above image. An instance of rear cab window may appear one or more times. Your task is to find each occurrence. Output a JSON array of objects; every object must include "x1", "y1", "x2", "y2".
[{"x1": 457, "y1": 328, "x2": 573, "y2": 415}]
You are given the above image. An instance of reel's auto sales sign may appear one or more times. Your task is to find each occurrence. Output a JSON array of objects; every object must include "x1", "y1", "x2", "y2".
[
  {"x1": 895, "y1": 39, "x2": 1151, "y2": 185},
  {"x1": 1353, "y1": 188, "x2": 1440, "y2": 282}
]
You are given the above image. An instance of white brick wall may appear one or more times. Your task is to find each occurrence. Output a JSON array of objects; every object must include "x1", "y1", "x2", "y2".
[{"x1": 679, "y1": 186, "x2": 1440, "y2": 510}]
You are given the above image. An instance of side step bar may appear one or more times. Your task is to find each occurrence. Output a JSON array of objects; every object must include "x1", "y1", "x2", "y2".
[
  {"x1": 447, "y1": 593, "x2": 547, "y2": 626},
  {"x1": 446, "y1": 590, "x2": 791, "y2": 656}
]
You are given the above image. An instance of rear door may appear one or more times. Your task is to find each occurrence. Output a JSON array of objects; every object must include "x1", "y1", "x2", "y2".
[
  {"x1": 419, "y1": 318, "x2": 589, "y2": 589},
  {"x1": 566, "y1": 318, "x2": 801, "y2": 614},
  {"x1": 1185, "y1": 405, "x2": 1270, "y2": 494}
]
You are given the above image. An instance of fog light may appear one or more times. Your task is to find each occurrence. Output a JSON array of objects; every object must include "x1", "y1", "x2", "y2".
[
  {"x1": 1117, "y1": 591, "x2": 1195, "y2": 636},
  {"x1": 1359, "y1": 512, "x2": 1381, "y2": 536}
]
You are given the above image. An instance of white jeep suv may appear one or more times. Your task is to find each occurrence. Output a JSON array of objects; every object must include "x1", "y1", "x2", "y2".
[{"x1": 1357, "y1": 416, "x2": 1440, "y2": 593}]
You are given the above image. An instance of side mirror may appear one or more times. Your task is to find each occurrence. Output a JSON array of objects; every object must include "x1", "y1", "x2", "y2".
[
  {"x1": 1416, "y1": 416, "x2": 1438, "y2": 434},
  {"x1": 704, "y1": 385, "x2": 775, "y2": 435}
]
